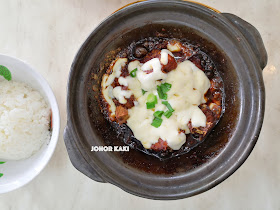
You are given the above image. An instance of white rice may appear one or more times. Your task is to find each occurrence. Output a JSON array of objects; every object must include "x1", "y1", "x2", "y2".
[{"x1": 0, "y1": 80, "x2": 51, "y2": 160}]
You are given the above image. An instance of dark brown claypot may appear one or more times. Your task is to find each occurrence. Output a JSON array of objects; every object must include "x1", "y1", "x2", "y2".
[{"x1": 64, "y1": 0, "x2": 267, "y2": 200}]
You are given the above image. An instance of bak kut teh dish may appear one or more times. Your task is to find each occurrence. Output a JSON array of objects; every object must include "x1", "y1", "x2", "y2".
[{"x1": 100, "y1": 38, "x2": 224, "y2": 159}]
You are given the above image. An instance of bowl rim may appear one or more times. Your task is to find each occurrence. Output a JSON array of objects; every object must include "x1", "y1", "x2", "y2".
[{"x1": 0, "y1": 54, "x2": 60, "y2": 194}]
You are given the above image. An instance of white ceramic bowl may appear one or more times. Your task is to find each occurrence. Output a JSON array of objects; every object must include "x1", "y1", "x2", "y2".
[{"x1": 0, "y1": 54, "x2": 60, "y2": 194}]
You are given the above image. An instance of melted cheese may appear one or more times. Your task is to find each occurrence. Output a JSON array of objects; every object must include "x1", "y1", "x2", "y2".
[
  {"x1": 101, "y1": 58, "x2": 128, "y2": 115},
  {"x1": 101, "y1": 50, "x2": 210, "y2": 150},
  {"x1": 166, "y1": 61, "x2": 210, "y2": 128},
  {"x1": 101, "y1": 76, "x2": 116, "y2": 115},
  {"x1": 160, "y1": 49, "x2": 174, "y2": 65},
  {"x1": 137, "y1": 58, "x2": 167, "y2": 91},
  {"x1": 104, "y1": 58, "x2": 127, "y2": 87},
  {"x1": 127, "y1": 60, "x2": 210, "y2": 150},
  {"x1": 127, "y1": 95, "x2": 187, "y2": 149},
  {"x1": 118, "y1": 77, "x2": 128, "y2": 86},
  {"x1": 112, "y1": 86, "x2": 132, "y2": 104},
  {"x1": 128, "y1": 60, "x2": 140, "y2": 72},
  {"x1": 167, "y1": 43, "x2": 181, "y2": 52}
]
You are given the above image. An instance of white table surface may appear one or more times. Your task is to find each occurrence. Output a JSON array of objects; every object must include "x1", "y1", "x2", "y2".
[{"x1": 0, "y1": 0, "x2": 279, "y2": 209}]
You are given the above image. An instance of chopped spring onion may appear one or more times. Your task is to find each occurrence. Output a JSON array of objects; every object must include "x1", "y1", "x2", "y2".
[
  {"x1": 161, "y1": 83, "x2": 172, "y2": 93},
  {"x1": 162, "y1": 101, "x2": 174, "y2": 112},
  {"x1": 142, "y1": 89, "x2": 147, "y2": 95},
  {"x1": 0, "y1": 162, "x2": 5, "y2": 164},
  {"x1": 151, "y1": 117, "x2": 163, "y2": 128},
  {"x1": 146, "y1": 93, "x2": 157, "y2": 109},
  {"x1": 157, "y1": 83, "x2": 172, "y2": 100},
  {"x1": 153, "y1": 111, "x2": 164, "y2": 118},
  {"x1": 0, "y1": 173, "x2": 3, "y2": 178},
  {"x1": 157, "y1": 85, "x2": 167, "y2": 100},
  {"x1": 130, "y1": 68, "x2": 137, "y2": 77},
  {"x1": 163, "y1": 82, "x2": 172, "y2": 89},
  {"x1": 163, "y1": 110, "x2": 173, "y2": 118},
  {"x1": 146, "y1": 102, "x2": 155, "y2": 109},
  {"x1": 147, "y1": 93, "x2": 157, "y2": 103}
]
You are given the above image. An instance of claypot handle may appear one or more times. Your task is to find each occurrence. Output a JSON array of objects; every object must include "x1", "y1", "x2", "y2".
[
  {"x1": 222, "y1": 13, "x2": 268, "y2": 70},
  {"x1": 64, "y1": 126, "x2": 105, "y2": 183}
]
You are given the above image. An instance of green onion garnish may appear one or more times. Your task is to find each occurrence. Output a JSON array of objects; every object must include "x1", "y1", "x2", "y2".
[
  {"x1": 146, "y1": 93, "x2": 157, "y2": 109},
  {"x1": 146, "y1": 102, "x2": 155, "y2": 109},
  {"x1": 0, "y1": 162, "x2": 5, "y2": 164},
  {"x1": 157, "y1": 83, "x2": 172, "y2": 100},
  {"x1": 130, "y1": 68, "x2": 137, "y2": 77},
  {"x1": 151, "y1": 117, "x2": 163, "y2": 128},
  {"x1": 163, "y1": 83, "x2": 172, "y2": 89},
  {"x1": 153, "y1": 111, "x2": 164, "y2": 118},
  {"x1": 162, "y1": 101, "x2": 174, "y2": 112},
  {"x1": 147, "y1": 93, "x2": 157, "y2": 103},
  {"x1": 0, "y1": 173, "x2": 3, "y2": 178},
  {"x1": 142, "y1": 89, "x2": 147, "y2": 95},
  {"x1": 161, "y1": 83, "x2": 172, "y2": 93},
  {"x1": 163, "y1": 110, "x2": 173, "y2": 118},
  {"x1": 157, "y1": 85, "x2": 167, "y2": 100}
]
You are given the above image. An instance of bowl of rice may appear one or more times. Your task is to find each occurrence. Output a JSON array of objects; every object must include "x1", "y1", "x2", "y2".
[{"x1": 0, "y1": 54, "x2": 60, "y2": 193}]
